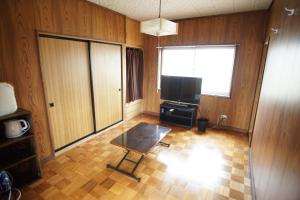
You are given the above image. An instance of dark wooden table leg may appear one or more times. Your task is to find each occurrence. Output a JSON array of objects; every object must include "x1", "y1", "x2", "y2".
[{"x1": 106, "y1": 150, "x2": 144, "y2": 182}]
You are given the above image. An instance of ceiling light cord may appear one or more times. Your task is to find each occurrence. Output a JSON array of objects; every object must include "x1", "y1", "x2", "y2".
[
  {"x1": 158, "y1": 0, "x2": 162, "y2": 18},
  {"x1": 157, "y1": 36, "x2": 160, "y2": 47},
  {"x1": 157, "y1": 0, "x2": 162, "y2": 38}
]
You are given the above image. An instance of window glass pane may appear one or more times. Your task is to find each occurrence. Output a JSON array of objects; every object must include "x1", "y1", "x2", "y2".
[
  {"x1": 195, "y1": 47, "x2": 235, "y2": 97},
  {"x1": 161, "y1": 48, "x2": 195, "y2": 77},
  {"x1": 160, "y1": 46, "x2": 236, "y2": 97}
]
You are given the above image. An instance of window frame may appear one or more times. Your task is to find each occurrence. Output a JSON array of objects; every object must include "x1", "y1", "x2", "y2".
[{"x1": 160, "y1": 44, "x2": 239, "y2": 99}]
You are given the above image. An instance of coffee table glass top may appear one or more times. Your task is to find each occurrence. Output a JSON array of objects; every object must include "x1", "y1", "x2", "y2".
[{"x1": 110, "y1": 122, "x2": 172, "y2": 154}]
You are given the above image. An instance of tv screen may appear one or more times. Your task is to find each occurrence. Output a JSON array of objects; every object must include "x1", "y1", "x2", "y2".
[{"x1": 161, "y1": 75, "x2": 202, "y2": 104}]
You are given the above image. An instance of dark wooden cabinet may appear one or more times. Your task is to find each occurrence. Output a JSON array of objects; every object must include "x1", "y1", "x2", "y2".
[{"x1": 0, "y1": 109, "x2": 41, "y2": 187}]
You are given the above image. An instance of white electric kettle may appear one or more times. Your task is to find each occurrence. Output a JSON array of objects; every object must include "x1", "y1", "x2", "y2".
[{"x1": 4, "y1": 119, "x2": 30, "y2": 138}]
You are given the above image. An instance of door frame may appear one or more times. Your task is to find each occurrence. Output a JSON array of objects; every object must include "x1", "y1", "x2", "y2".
[
  {"x1": 248, "y1": 36, "x2": 270, "y2": 146},
  {"x1": 37, "y1": 32, "x2": 124, "y2": 153}
]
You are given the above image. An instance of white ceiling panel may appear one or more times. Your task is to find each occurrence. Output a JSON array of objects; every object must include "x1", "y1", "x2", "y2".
[{"x1": 87, "y1": 0, "x2": 272, "y2": 21}]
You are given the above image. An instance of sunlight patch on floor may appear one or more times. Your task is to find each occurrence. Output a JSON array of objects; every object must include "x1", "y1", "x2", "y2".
[{"x1": 158, "y1": 145, "x2": 224, "y2": 187}]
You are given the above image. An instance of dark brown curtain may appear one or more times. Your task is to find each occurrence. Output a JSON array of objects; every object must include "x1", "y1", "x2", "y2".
[{"x1": 126, "y1": 48, "x2": 144, "y2": 103}]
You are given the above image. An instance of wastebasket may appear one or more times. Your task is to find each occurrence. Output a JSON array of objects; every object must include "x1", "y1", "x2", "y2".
[{"x1": 197, "y1": 118, "x2": 209, "y2": 132}]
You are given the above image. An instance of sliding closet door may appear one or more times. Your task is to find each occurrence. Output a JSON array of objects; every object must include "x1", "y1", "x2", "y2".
[
  {"x1": 39, "y1": 37, "x2": 94, "y2": 149},
  {"x1": 90, "y1": 42, "x2": 122, "y2": 131}
]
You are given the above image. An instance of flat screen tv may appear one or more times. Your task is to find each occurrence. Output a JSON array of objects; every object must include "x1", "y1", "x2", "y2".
[{"x1": 160, "y1": 75, "x2": 202, "y2": 105}]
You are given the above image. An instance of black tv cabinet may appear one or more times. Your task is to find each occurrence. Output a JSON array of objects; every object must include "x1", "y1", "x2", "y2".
[{"x1": 160, "y1": 102, "x2": 198, "y2": 128}]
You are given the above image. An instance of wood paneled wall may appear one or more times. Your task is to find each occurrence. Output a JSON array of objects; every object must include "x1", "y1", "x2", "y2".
[
  {"x1": 34, "y1": 0, "x2": 125, "y2": 42},
  {"x1": 124, "y1": 17, "x2": 144, "y2": 120},
  {"x1": 124, "y1": 99, "x2": 144, "y2": 120},
  {"x1": 251, "y1": 0, "x2": 300, "y2": 199},
  {"x1": 0, "y1": 0, "x2": 125, "y2": 160},
  {"x1": 143, "y1": 11, "x2": 268, "y2": 130},
  {"x1": 125, "y1": 17, "x2": 143, "y2": 47}
]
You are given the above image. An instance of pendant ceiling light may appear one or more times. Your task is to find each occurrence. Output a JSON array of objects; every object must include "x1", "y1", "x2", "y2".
[{"x1": 140, "y1": 0, "x2": 178, "y2": 37}]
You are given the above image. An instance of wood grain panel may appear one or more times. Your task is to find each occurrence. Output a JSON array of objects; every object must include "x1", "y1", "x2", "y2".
[
  {"x1": 249, "y1": 37, "x2": 269, "y2": 145},
  {"x1": 55, "y1": 0, "x2": 78, "y2": 35},
  {"x1": 251, "y1": 0, "x2": 300, "y2": 199},
  {"x1": 77, "y1": 0, "x2": 92, "y2": 37},
  {"x1": 143, "y1": 36, "x2": 161, "y2": 114},
  {"x1": 34, "y1": 0, "x2": 58, "y2": 33},
  {"x1": 143, "y1": 11, "x2": 268, "y2": 130},
  {"x1": 91, "y1": 42, "x2": 122, "y2": 131},
  {"x1": 34, "y1": 0, "x2": 125, "y2": 43},
  {"x1": 91, "y1": 4, "x2": 125, "y2": 43},
  {"x1": 125, "y1": 17, "x2": 143, "y2": 47},
  {"x1": 0, "y1": 0, "x2": 53, "y2": 159},
  {"x1": 124, "y1": 99, "x2": 144, "y2": 120},
  {"x1": 123, "y1": 18, "x2": 144, "y2": 120},
  {"x1": 0, "y1": 0, "x2": 126, "y2": 160},
  {"x1": 38, "y1": 37, "x2": 94, "y2": 149}
]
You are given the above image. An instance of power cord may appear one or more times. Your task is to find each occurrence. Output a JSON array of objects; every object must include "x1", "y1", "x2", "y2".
[
  {"x1": 0, "y1": 171, "x2": 21, "y2": 200},
  {"x1": 7, "y1": 188, "x2": 21, "y2": 200}
]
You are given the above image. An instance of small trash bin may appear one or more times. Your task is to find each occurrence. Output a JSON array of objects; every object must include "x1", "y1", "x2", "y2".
[{"x1": 197, "y1": 118, "x2": 209, "y2": 132}]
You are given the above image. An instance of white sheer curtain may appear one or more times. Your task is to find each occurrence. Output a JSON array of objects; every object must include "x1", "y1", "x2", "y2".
[{"x1": 161, "y1": 46, "x2": 236, "y2": 97}]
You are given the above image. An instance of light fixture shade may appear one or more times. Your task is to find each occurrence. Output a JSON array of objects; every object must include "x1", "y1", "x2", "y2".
[{"x1": 140, "y1": 18, "x2": 178, "y2": 36}]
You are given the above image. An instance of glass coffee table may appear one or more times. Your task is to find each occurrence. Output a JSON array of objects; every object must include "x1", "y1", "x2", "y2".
[{"x1": 107, "y1": 122, "x2": 172, "y2": 181}]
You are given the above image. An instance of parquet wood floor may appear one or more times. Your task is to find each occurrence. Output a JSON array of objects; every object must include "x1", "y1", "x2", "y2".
[{"x1": 22, "y1": 115, "x2": 252, "y2": 200}]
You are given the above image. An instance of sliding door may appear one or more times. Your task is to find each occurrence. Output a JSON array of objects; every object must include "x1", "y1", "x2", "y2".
[
  {"x1": 90, "y1": 42, "x2": 122, "y2": 131},
  {"x1": 39, "y1": 37, "x2": 94, "y2": 149}
]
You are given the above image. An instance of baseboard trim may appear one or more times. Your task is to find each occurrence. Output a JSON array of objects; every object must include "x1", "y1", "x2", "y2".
[
  {"x1": 40, "y1": 153, "x2": 55, "y2": 165},
  {"x1": 54, "y1": 120, "x2": 124, "y2": 156},
  {"x1": 221, "y1": 125, "x2": 248, "y2": 133},
  {"x1": 248, "y1": 149, "x2": 257, "y2": 200},
  {"x1": 209, "y1": 122, "x2": 248, "y2": 134},
  {"x1": 142, "y1": 112, "x2": 249, "y2": 134},
  {"x1": 124, "y1": 113, "x2": 143, "y2": 121},
  {"x1": 143, "y1": 111, "x2": 159, "y2": 116}
]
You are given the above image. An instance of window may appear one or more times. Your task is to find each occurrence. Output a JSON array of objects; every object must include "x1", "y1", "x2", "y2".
[{"x1": 161, "y1": 46, "x2": 236, "y2": 97}]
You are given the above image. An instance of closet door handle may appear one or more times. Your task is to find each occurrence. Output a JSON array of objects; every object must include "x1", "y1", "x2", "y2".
[
  {"x1": 118, "y1": 88, "x2": 122, "y2": 91},
  {"x1": 49, "y1": 102, "x2": 55, "y2": 107}
]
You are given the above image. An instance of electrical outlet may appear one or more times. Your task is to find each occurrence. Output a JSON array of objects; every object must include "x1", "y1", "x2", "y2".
[
  {"x1": 219, "y1": 115, "x2": 228, "y2": 120},
  {"x1": 215, "y1": 114, "x2": 228, "y2": 128}
]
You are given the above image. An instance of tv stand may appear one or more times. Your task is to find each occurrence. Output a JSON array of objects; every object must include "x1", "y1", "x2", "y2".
[
  {"x1": 160, "y1": 102, "x2": 198, "y2": 128},
  {"x1": 165, "y1": 101, "x2": 189, "y2": 107}
]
